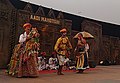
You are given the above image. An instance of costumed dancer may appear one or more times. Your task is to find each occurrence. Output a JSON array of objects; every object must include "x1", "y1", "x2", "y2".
[
  {"x1": 74, "y1": 33, "x2": 86, "y2": 73},
  {"x1": 54, "y1": 28, "x2": 72, "y2": 75},
  {"x1": 7, "y1": 23, "x2": 39, "y2": 77}
]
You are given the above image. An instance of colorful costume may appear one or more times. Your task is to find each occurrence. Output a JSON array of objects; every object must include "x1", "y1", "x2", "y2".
[
  {"x1": 74, "y1": 34, "x2": 86, "y2": 73},
  {"x1": 54, "y1": 28, "x2": 72, "y2": 75},
  {"x1": 7, "y1": 23, "x2": 39, "y2": 77}
]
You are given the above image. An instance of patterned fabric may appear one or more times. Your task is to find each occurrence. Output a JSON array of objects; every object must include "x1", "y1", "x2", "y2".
[
  {"x1": 54, "y1": 37, "x2": 72, "y2": 57},
  {"x1": 74, "y1": 39, "x2": 86, "y2": 70},
  {"x1": 76, "y1": 52, "x2": 85, "y2": 70},
  {"x1": 57, "y1": 54, "x2": 69, "y2": 66},
  {"x1": 7, "y1": 30, "x2": 40, "y2": 77},
  {"x1": 54, "y1": 36, "x2": 72, "y2": 66}
]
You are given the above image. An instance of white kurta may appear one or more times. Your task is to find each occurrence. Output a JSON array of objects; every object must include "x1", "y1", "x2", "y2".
[
  {"x1": 49, "y1": 57, "x2": 58, "y2": 69},
  {"x1": 19, "y1": 32, "x2": 27, "y2": 44},
  {"x1": 85, "y1": 43, "x2": 89, "y2": 51}
]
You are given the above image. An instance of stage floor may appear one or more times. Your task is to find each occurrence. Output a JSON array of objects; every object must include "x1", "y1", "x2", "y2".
[{"x1": 0, "y1": 65, "x2": 120, "y2": 83}]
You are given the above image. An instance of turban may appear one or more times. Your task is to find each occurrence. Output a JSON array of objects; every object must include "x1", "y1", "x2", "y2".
[
  {"x1": 60, "y1": 28, "x2": 67, "y2": 33},
  {"x1": 23, "y1": 23, "x2": 32, "y2": 28}
]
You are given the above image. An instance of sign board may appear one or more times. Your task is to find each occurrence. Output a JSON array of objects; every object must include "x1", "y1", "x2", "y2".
[{"x1": 30, "y1": 15, "x2": 60, "y2": 25}]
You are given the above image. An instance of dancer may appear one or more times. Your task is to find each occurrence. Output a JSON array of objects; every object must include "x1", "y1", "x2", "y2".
[
  {"x1": 74, "y1": 33, "x2": 86, "y2": 73},
  {"x1": 54, "y1": 28, "x2": 72, "y2": 75},
  {"x1": 7, "y1": 23, "x2": 40, "y2": 77}
]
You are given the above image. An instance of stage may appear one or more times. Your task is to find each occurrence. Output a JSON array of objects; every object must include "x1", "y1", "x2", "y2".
[{"x1": 0, "y1": 65, "x2": 120, "y2": 83}]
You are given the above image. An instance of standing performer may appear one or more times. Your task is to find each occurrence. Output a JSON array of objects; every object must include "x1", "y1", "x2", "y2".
[
  {"x1": 74, "y1": 33, "x2": 86, "y2": 73},
  {"x1": 84, "y1": 43, "x2": 90, "y2": 69},
  {"x1": 7, "y1": 23, "x2": 39, "y2": 77},
  {"x1": 54, "y1": 28, "x2": 72, "y2": 75}
]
